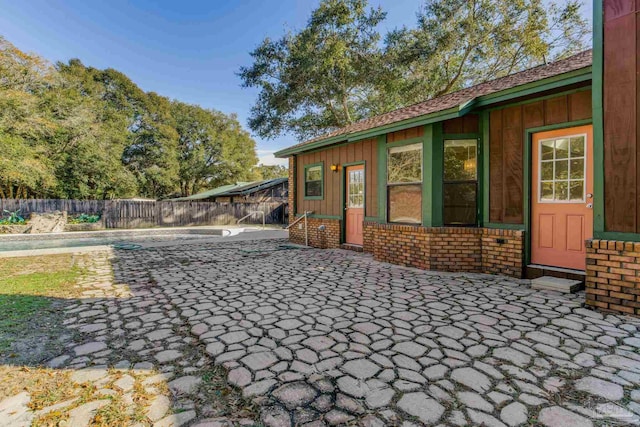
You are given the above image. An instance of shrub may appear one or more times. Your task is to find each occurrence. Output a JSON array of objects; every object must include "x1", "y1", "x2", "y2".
[
  {"x1": 0, "y1": 209, "x2": 26, "y2": 225},
  {"x1": 68, "y1": 213, "x2": 101, "y2": 224}
]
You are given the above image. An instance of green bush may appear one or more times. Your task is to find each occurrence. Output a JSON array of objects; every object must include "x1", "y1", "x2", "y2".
[
  {"x1": 0, "y1": 210, "x2": 26, "y2": 225},
  {"x1": 68, "y1": 213, "x2": 101, "y2": 224}
]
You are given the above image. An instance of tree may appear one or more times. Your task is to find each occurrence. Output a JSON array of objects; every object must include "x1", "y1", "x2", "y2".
[
  {"x1": 122, "y1": 92, "x2": 180, "y2": 198},
  {"x1": 171, "y1": 103, "x2": 259, "y2": 197},
  {"x1": 216, "y1": 113, "x2": 260, "y2": 185},
  {"x1": 379, "y1": 0, "x2": 589, "y2": 110},
  {"x1": 253, "y1": 164, "x2": 288, "y2": 180},
  {"x1": 0, "y1": 36, "x2": 260, "y2": 199},
  {"x1": 55, "y1": 60, "x2": 141, "y2": 199},
  {"x1": 239, "y1": 0, "x2": 386, "y2": 141},
  {"x1": 240, "y1": 0, "x2": 590, "y2": 140},
  {"x1": 0, "y1": 36, "x2": 60, "y2": 198}
]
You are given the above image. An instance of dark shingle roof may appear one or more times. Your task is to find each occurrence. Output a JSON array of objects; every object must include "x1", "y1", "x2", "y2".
[
  {"x1": 170, "y1": 178, "x2": 288, "y2": 201},
  {"x1": 276, "y1": 50, "x2": 592, "y2": 156},
  {"x1": 222, "y1": 178, "x2": 288, "y2": 196}
]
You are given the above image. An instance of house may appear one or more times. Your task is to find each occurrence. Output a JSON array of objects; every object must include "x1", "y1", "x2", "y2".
[
  {"x1": 275, "y1": 0, "x2": 640, "y2": 316},
  {"x1": 171, "y1": 178, "x2": 288, "y2": 203}
]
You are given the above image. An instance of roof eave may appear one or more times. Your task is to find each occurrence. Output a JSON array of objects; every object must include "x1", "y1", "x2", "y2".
[
  {"x1": 274, "y1": 65, "x2": 592, "y2": 158},
  {"x1": 274, "y1": 105, "x2": 464, "y2": 158},
  {"x1": 474, "y1": 66, "x2": 592, "y2": 108}
]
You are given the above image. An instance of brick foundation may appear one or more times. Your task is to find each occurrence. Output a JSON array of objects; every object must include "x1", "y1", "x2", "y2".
[
  {"x1": 481, "y1": 228, "x2": 525, "y2": 277},
  {"x1": 363, "y1": 223, "x2": 375, "y2": 254},
  {"x1": 586, "y1": 240, "x2": 640, "y2": 316},
  {"x1": 289, "y1": 216, "x2": 341, "y2": 249},
  {"x1": 363, "y1": 222, "x2": 524, "y2": 278}
]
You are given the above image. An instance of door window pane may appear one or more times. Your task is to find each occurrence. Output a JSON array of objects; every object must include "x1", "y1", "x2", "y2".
[
  {"x1": 570, "y1": 159, "x2": 584, "y2": 179},
  {"x1": 348, "y1": 170, "x2": 364, "y2": 208},
  {"x1": 541, "y1": 162, "x2": 553, "y2": 180},
  {"x1": 570, "y1": 181, "x2": 584, "y2": 201},
  {"x1": 538, "y1": 135, "x2": 586, "y2": 203},
  {"x1": 541, "y1": 141, "x2": 555, "y2": 160},
  {"x1": 541, "y1": 182, "x2": 554, "y2": 200},
  {"x1": 555, "y1": 139, "x2": 569, "y2": 159},
  {"x1": 388, "y1": 185, "x2": 422, "y2": 224},
  {"x1": 570, "y1": 137, "x2": 585, "y2": 156},
  {"x1": 555, "y1": 160, "x2": 568, "y2": 179},
  {"x1": 555, "y1": 181, "x2": 568, "y2": 200}
]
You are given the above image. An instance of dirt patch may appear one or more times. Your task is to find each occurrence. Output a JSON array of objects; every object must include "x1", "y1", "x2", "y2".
[
  {"x1": 26, "y1": 211, "x2": 67, "y2": 233},
  {"x1": 0, "y1": 254, "x2": 84, "y2": 365}
]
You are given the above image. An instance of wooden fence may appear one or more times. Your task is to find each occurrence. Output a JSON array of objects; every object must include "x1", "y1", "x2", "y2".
[{"x1": 0, "y1": 199, "x2": 287, "y2": 228}]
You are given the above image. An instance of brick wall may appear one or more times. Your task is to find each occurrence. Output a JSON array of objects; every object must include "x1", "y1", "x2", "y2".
[
  {"x1": 363, "y1": 222, "x2": 524, "y2": 278},
  {"x1": 586, "y1": 240, "x2": 640, "y2": 316},
  {"x1": 289, "y1": 216, "x2": 341, "y2": 248},
  {"x1": 482, "y1": 228, "x2": 525, "y2": 277},
  {"x1": 430, "y1": 228, "x2": 482, "y2": 272},
  {"x1": 288, "y1": 156, "x2": 296, "y2": 224},
  {"x1": 363, "y1": 223, "x2": 375, "y2": 254},
  {"x1": 366, "y1": 223, "x2": 431, "y2": 269}
]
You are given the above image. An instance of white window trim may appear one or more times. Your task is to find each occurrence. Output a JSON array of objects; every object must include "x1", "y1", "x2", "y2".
[{"x1": 537, "y1": 133, "x2": 587, "y2": 204}]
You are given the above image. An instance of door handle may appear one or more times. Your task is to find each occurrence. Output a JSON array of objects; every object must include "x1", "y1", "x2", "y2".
[{"x1": 586, "y1": 203, "x2": 593, "y2": 209}]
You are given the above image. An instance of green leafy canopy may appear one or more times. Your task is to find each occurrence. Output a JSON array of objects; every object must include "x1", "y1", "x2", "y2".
[
  {"x1": 0, "y1": 37, "x2": 259, "y2": 199},
  {"x1": 240, "y1": 0, "x2": 590, "y2": 141}
]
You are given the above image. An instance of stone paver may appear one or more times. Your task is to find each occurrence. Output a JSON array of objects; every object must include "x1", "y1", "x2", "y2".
[
  {"x1": 5, "y1": 238, "x2": 640, "y2": 426},
  {"x1": 0, "y1": 392, "x2": 33, "y2": 427},
  {"x1": 106, "y1": 239, "x2": 640, "y2": 426}
]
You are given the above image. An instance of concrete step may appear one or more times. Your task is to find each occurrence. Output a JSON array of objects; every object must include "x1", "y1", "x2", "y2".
[{"x1": 531, "y1": 276, "x2": 583, "y2": 294}]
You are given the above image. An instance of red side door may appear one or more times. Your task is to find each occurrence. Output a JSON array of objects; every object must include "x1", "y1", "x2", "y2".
[{"x1": 345, "y1": 165, "x2": 365, "y2": 245}]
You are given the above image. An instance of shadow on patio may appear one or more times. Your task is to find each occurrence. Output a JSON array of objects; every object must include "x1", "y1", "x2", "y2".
[{"x1": 0, "y1": 250, "x2": 258, "y2": 427}]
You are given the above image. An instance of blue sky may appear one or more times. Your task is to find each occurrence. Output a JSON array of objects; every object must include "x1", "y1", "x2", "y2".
[{"x1": 0, "y1": 0, "x2": 591, "y2": 166}]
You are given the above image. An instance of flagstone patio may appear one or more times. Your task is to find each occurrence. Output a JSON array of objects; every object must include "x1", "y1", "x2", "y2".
[
  {"x1": 2, "y1": 238, "x2": 639, "y2": 426},
  {"x1": 113, "y1": 239, "x2": 640, "y2": 426}
]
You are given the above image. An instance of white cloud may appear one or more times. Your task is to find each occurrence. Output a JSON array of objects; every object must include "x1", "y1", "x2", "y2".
[{"x1": 256, "y1": 149, "x2": 289, "y2": 167}]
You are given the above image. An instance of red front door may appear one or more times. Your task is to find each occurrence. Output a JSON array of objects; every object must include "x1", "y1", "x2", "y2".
[
  {"x1": 345, "y1": 165, "x2": 364, "y2": 245},
  {"x1": 531, "y1": 125, "x2": 593, "y2": 270}
]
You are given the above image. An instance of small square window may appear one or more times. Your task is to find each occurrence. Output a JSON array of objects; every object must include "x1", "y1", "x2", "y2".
[{"x1": 304, "y1": 164, "x2": 323, "y2": 198}]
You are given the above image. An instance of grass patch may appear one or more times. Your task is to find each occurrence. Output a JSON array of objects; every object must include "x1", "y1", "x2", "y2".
[
  {"x1": 0, "y1": 254, "x2": 82, "y2": 296},
  {"x1": 0, "y1": 254, "x2": 83, "y2": 353}
]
